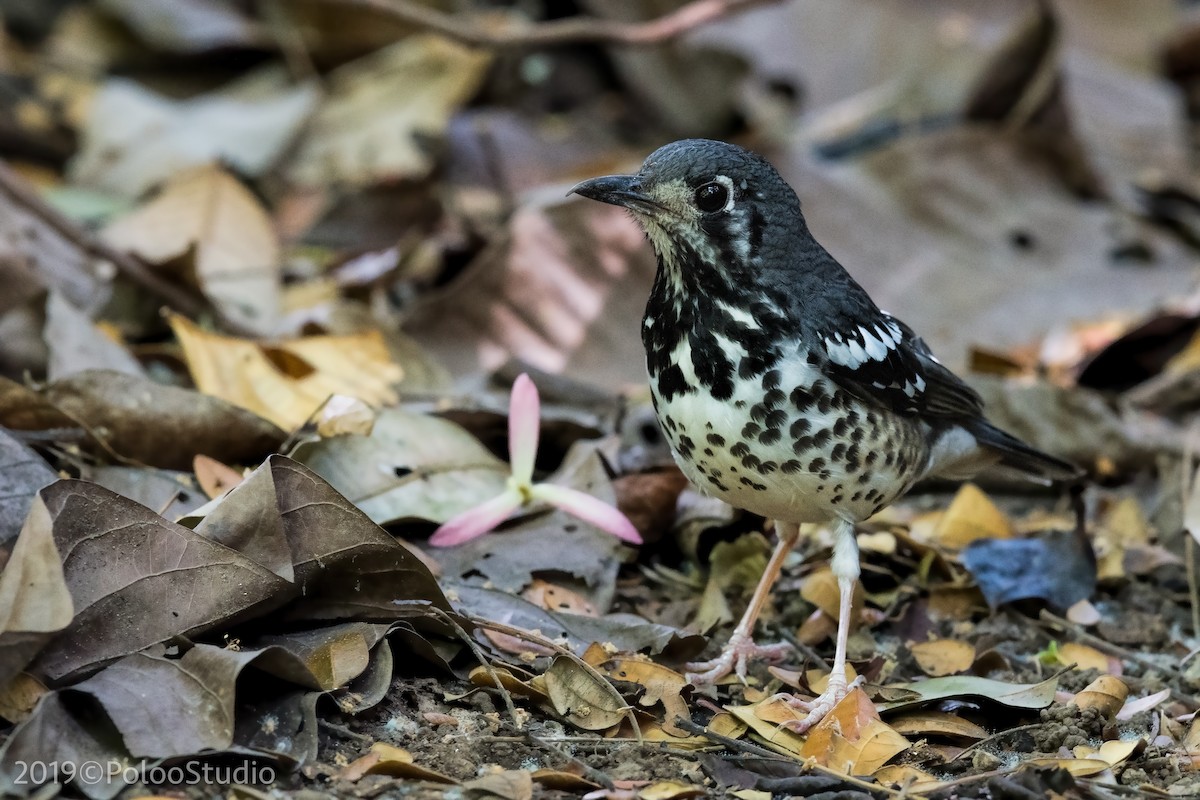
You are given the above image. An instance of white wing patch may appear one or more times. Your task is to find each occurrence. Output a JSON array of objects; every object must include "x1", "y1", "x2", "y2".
[{"x1": 823, "y1": 322, "x2": 898, "y2": 370}]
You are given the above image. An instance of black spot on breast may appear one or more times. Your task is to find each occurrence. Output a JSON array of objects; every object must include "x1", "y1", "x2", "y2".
[
  {"x1": 790, "y1": 386, "x2": 815, "y2": 411},
  {"x1": 656, "y1": 364, "x2": 689, "y2": 400},
  {"x1": 782, "y1": 459, "x2": 803, "y2": 473},
  {"x1": 741, "y1": 454, "x2": 761, "y2": 471},
  {"x1": 735, "y1": 400, "x2": 747, "y2": 409},
  {"x1": 762, "y1": 369, "x2": 781, "y2": 390},
  {"x1": 851, "y1": 427, "x2": 865, "y2": 443},
  {"x1": 817, "y1": 394, "x2": 833, "y2": 414},
  {"x1": 812, "y1": 429, "x2": 832, "y2": 448},
  {"x1": 750, "y1": 404, "x2": 768, "y2": 424},
  {"x1": 759, "y1": 428, "x2": 782, "y2": 445},
  {"x1": 731, "y1": 442, "x2": 750, "y2": 458},
  {"x1": 831, "y1": 493, "x2": 843, "y2": 504},
  {"x1": 742, "y1": 422, "x2": 761, "y2": 438},
  {"x1": 707, "y1": 433, "x2": 725, "y2": 446},
  {"x1": 793, "y1": 435, "x2": 814, "y2": 454},
  {"x1": 865, "y1": 451, "x2": 878, "y2": 466},
  {"x1": 763, "y1": 388, "x2": 785, "y2": 408},
  {"x1": 704, "y1": 447, "x2": 714, "y2": 456},
  {"x1": 833, "y1": 417, "x2": 849, "y2": 436},
  {"x1": 790, "y1": 418, "x2": 811, "y2": 438},
  {"x1": 759, "y1": 461, "x2": 777, "y2": 474},
  {"x1": 764, "y1": 409, "x2": 787, "y2": 430},
  {"x1": 857, "y1": 472, "x2": 871, "y2": 484},
  {"x1": 851, "y1": 490, "x2": 863, "y2": 502},
  {"x1": 831, "y1": 443, "x2": 847, "y2": 461},
  {"x1": 808, "y1": 457, "x2": 826, "y2": 472}
]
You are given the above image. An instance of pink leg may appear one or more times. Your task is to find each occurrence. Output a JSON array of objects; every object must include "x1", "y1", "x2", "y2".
[
  {"x1": 781, "y1": 519, "x2": 863, "y2": 732},
  {"x1": 686, "y1": 521, "x2": 800, "y2": 685}
]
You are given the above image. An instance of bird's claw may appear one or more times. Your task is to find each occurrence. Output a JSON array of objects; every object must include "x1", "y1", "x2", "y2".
[
  {"x1": 775, "y1": 675, "x2": 866, "y2": 733},
  {"x1": 685, "y1": 633, "x2": 792, "y2": 685}
]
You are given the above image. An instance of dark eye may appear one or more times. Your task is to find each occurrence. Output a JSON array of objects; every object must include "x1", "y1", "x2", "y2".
[{"x1": 694, "y1": 181, "x2": 729, "y2": 213}]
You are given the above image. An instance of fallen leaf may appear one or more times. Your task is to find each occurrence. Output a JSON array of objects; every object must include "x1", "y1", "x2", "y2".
[
  {"x1": 1115, "y1": 688, "x2": 1170, "y2": 721},
  {"x1": 542, "y1": 655, "x2": 629, "y2": 732},
  {"x1": 464, "y1": 769, "x2": 534, "y2": 800},
  {"x1": 43, "y1": 291, "x2": 143, "y2": 381},
  {"x1": 1071, "y1": 675, "x2": 1128, "y2": 718},
  {"x1": 103, "y1": 164, "x2": 282, "y2": 333},
  {"x1": 193, "y1": 454, "x2": 244, "y2": 500},
  {"x1": 879, "y1": 674, "x2": 1059, "y2": 713},
  {"x1": 800, "y1": 567, "x2": 863, "y2": 623},
  {"x1": 637, "y1": 780, "x2": 707, "y2": 800},
  {"x1": 340, "y1": 741, "x2": 458, "y2": 784},
  {"x1": 604, "y1": 658, "x2": 690, "y2": 736},
  {"x1": 0, "y1": 428, "x2": 57, "y2": 556},
  {"x1": 908, "y1": 639, "x2": 975, "y2": 677},
  {"x1": 886, "y1": 711, "x2": 988, "y2": 741},
  {"x1": 0, "y1": 494, "x2": 73, "y2": 686},
  {"x1": 291, "y1": 406, "x2": 507, "y2": 526},
  {"x1": 524, "y1": 580, "x2": 598, "y2": 616},
  {"x1": 171, "y1": 314, "x2": 403, "y2": 431},
  {"x1": 1056, "y1": 642, "x2": 1116, "y2": 674},
  {"x1": 2, "y1": 370, "x2": 286, "y2": 471},
  {"x1": 932, "y1": 484, "x2": 1013, "y2": 549},
  {"x1": 0, "y1": 672, "x2": 47, "y2": 723},
  {"x1": 287, "y1": 35, "x2": 492, "y2": 187}
]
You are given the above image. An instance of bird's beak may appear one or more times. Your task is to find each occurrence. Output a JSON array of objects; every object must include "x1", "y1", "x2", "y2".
[{"x1": 569, "y1": 175, "x2": 660, "y2": 212}]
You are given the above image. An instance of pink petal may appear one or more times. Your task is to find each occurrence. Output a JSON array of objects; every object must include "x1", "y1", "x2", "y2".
[
  {"x1": 508, "y1": 374, "x2": 540, "y2": 484},
  {"x1": 429, "y1": 491, "x2": 523, "y2": 547},
  {"x1": 531, "y1": 484, "x2": 643, "y2": 544}
]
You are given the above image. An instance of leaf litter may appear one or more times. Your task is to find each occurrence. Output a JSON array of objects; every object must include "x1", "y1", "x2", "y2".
[{"x1": 2, "y1": 1, "x2": 1200, "y2": 798}]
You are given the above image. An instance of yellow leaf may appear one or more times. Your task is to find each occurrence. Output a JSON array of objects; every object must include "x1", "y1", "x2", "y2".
[
  {"x1": 1071, "y1": 675, "x2": 1128, "y2": 719},
  {"x1": 1057, "y1": 642, "x2": 1114, "y2": 674},
  {"x1": 873, "y1": 764, "x2": 945, "y2": 792},
  {"x1": 542, "y1": 656, "x2": 628, "y2": 732},
  {"x1": 933, "y1": 484, "x2": 1013, "y2": 548},
  {"x1": 170, "y1": 314, "x2": 401, "y2": 430},
  {"x1": 638, "y1": 781, "x2": 707, "y2": 800},
  {"x1": 1025, "y1": 757, "x2": 1110, "y2": 777},
  {"x1": 887, "y1": 710, "x2": 988, "y2": 740},
  {"x1": 909, "y1": 639, "x2": 975, "y2": 677},
  {"x1": 800, "y1": 567, "x2": 863, "y2": 623}
]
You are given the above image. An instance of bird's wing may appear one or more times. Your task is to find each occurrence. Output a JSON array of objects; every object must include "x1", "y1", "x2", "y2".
[{"x1": 815, "y1": 308, "x2": 984, "y2": 420}]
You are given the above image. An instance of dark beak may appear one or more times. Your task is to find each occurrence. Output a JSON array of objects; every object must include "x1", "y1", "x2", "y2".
[{"x1": 569, "y1": 175, "x2": 660, "y2": 212}]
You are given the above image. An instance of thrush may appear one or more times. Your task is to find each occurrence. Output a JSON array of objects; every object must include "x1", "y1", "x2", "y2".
[{"x1": 570, "y1": 139, "x2": 1081, "y2": 731}]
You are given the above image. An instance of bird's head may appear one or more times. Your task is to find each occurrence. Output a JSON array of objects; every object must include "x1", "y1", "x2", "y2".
[{"x1": 569, "y1": 139, "x2": 806, "y2": 288}]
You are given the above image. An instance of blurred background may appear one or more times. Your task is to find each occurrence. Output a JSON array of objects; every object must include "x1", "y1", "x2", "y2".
[{"x1": 0, "y1": 0, "x2": 1198, "y2": 404}]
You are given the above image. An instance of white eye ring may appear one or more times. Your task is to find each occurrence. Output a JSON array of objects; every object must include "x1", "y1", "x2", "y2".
[{"x1": 712, "y1": 175, "x2": 736, "y2": 213}]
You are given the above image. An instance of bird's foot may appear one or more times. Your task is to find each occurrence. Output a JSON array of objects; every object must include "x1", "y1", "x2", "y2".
[
  {"x1": 776, "y1": 674, "x2": 866, "y2": 734},
  {"x1": 686, "y1": 631, "x2": 792, "y2": 685}
]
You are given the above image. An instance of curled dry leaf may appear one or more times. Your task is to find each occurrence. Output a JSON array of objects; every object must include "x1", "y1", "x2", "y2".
[
  {"x1": 1070, "y1": 675, "x2": 1128, "y2": 718},
  {"x1": 800, "y1": 566, "x2": 863, "y2": 624},
  {"x1": 604, "y1": 658, "x2": 690, "y2": 737},
  {"x1": 463, "y1": 769, "x2": 534, "y2": 800},
  {"x1": 879, "y1": 674, "x2": 1059, "y2": 713},
  {"x1": 540, "y1": 655, "x2": 629, "y2": 732},
  {"x1": 193, "y1": 454, "x2": 244, "y2": 500},
  {"x1": 1056, "y1": 642, "x2": 1118, "y2": 674},
  {"x1": 102, "y1": 164, "x2": 282, "y2": 334},
  {"x1": 886, "y1": 711, "x2": 988, "y2": 741},
  {"x1": 340, "y1": 741, "x2": 457, "y2": 784},
  {"x1": 171, "y1": 315, "x2": 402, "y2": 432}
]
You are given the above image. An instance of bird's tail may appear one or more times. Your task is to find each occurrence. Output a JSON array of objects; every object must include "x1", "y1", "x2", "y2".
[{"x1": 968, "y1": 421, "x2": 1084, "y2": 485}]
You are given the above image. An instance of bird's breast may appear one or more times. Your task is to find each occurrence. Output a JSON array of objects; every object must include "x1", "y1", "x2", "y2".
[{"x1": 646, "y1": 334, "x2": 930, "y2": 524}]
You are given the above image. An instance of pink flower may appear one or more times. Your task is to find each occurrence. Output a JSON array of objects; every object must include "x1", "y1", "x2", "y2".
[{"x1": 429, "y1": 374, "x2": 642, "y2": 547}]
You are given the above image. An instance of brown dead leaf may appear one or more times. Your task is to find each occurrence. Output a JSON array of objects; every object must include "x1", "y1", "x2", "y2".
[
  {"x1": 464, "y1": 769, "x2": 534, "y2": 800},
  {"x1": 604, "y1": 658, "x2": 690, "y2": 736},
  {"x1": 523, "y1": 580, "x2": 598, "y2": 617},
  {"x1": 637, "y1": 780, "x2": 707, "y2": 800},
  {"x1": 886, "y1": 711, "x2": 988, "y2": 741},
  {"x1": 102, "y1": 164, "x2": 281, "y2": 333},
  {"x1": 340, "y1": 741, "x2": 458, "y2": 784},
  {"x1": 933, "y1": 484, "x2": 1013, "y2": 549},
  {"x1": 542, "y1": 655, "x2": 628, "y2": 732},
  {"x1": 872, "y1": 764, "x2": 945, "y2": 792},
  {"x1": 33, "y1": 369, "x2": 286, "y2": 470},
  {"x1": 0, "y1": 672, "x2": 47, "y2": 723},
  {"x1": 800, "y1": 567, "x2": 863, "y2": 624},
  {"x1": 908, "y1": 639, "x2": 975, "y2": 677},
  {"x1": 1071, "y1": 675, "x2": 1128, "y2": 718},
  {"x1": 171, "y1": 314, "x2": 403, "y2": 431},
  {"x1": 193, "y1": 454, "x2": 244, "y2": 500},
  {"x1": 1093, "y1": 497, "x2": 1151, "y2": 582},
  {"x1": 1057, "y1": 642, "x2": 1117, "y2": 674},
  {"x1": 800, "y1": 689, "x2": 909, "y2": 774}
]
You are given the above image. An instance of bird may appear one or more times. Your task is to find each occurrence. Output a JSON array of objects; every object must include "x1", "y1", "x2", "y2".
[{"x1": 570, "y1": 139, "x2": 1082, "y2": 732}]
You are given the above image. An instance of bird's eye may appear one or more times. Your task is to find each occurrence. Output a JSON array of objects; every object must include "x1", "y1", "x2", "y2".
[{"x1": 694, "y1": 182, "x2": 729, "y2": 213}]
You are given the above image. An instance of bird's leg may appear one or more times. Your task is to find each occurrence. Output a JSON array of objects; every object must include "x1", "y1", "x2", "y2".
[
  {"x1": 781, "y1": 518, "x2": 864, "y2": 732},
  {"x1": 686, "y1": 521, "x2": 800, "y2": 685}
]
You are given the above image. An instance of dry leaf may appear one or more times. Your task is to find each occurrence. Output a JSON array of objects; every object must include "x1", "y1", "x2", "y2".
[
  {"x1": 886, "y1": 711, "x2": 988, "y2": 741},
  {"x1": 340, "y1": 741, "x2": 457, "y2": 784},
  {"x1": 909, "y1": 639, "x2": 975, "y2": 677},
  {"x1": 638, "y1": 780, "x2": 707, "y2": 800},
  {"x1": 932, "y1": 484, "x2": 1013, "y2": 549},
  {"x1": 287, "y1": 35, "x2": 491, "y2": 187},
  {"x1": 464, "y1": 769, "x2": 534, "y2": 800},
  {"x1": 800, "y1": 689, "x2": 909, "y2": 774},
  {"x1": 1071, "y1": 675, "x2": 1128, "y2": 718},
  {"x1": 523, "y1": 580, "x2": 598, "y2": 617},
  {"x1": 0, "y1": 672, "x2": 48, "y2": 723},
  {"x1": 542, "y1": 656, "x2": 628, "y2": 732},
  {"x1": 604, "y1": 658, "x2": 690, "y2": 736},
  {"x1": 800, "y1": 567, "x2": 863, "y2": 623},
  {"x1": 193, "y1": 454, "x2": 244, "y2": 500},
  {"x1": 1057, "y1": 642, "x2": 1117, "y2": 674},
  {"x1": 102, "y1": 164, "x2": 281, "y2": 333},
  {"x1": 171, "y1": 314, "x2": 402, "y2": 431}
]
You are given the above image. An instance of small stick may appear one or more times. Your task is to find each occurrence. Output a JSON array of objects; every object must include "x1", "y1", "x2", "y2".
[{"x1": 322, "y1": 0, "x2": 779, "y2": 49}]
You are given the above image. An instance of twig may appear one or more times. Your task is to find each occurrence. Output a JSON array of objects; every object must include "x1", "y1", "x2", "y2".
[
  {"x1": 515, "y1": 728, "x2": 615, "y2": 789},
  {"x1": 421, "y1": 606, "x2": 524, "y2": 730},
  {"x1": 0, "y1": 162, "x2": 211, "y2": 323},
  {"x1": 673, "y1": 717, "x2": 924, "y2": 800},
  {"x1": 322, "y1": 0, "x2": 779, "y2": 48},
  {"x1": 1036, "y1": 610, "x2": 1180, "y2": 678},
  {"x1": 318, "y1": 718, "x2": 373, "y2": 743}
]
